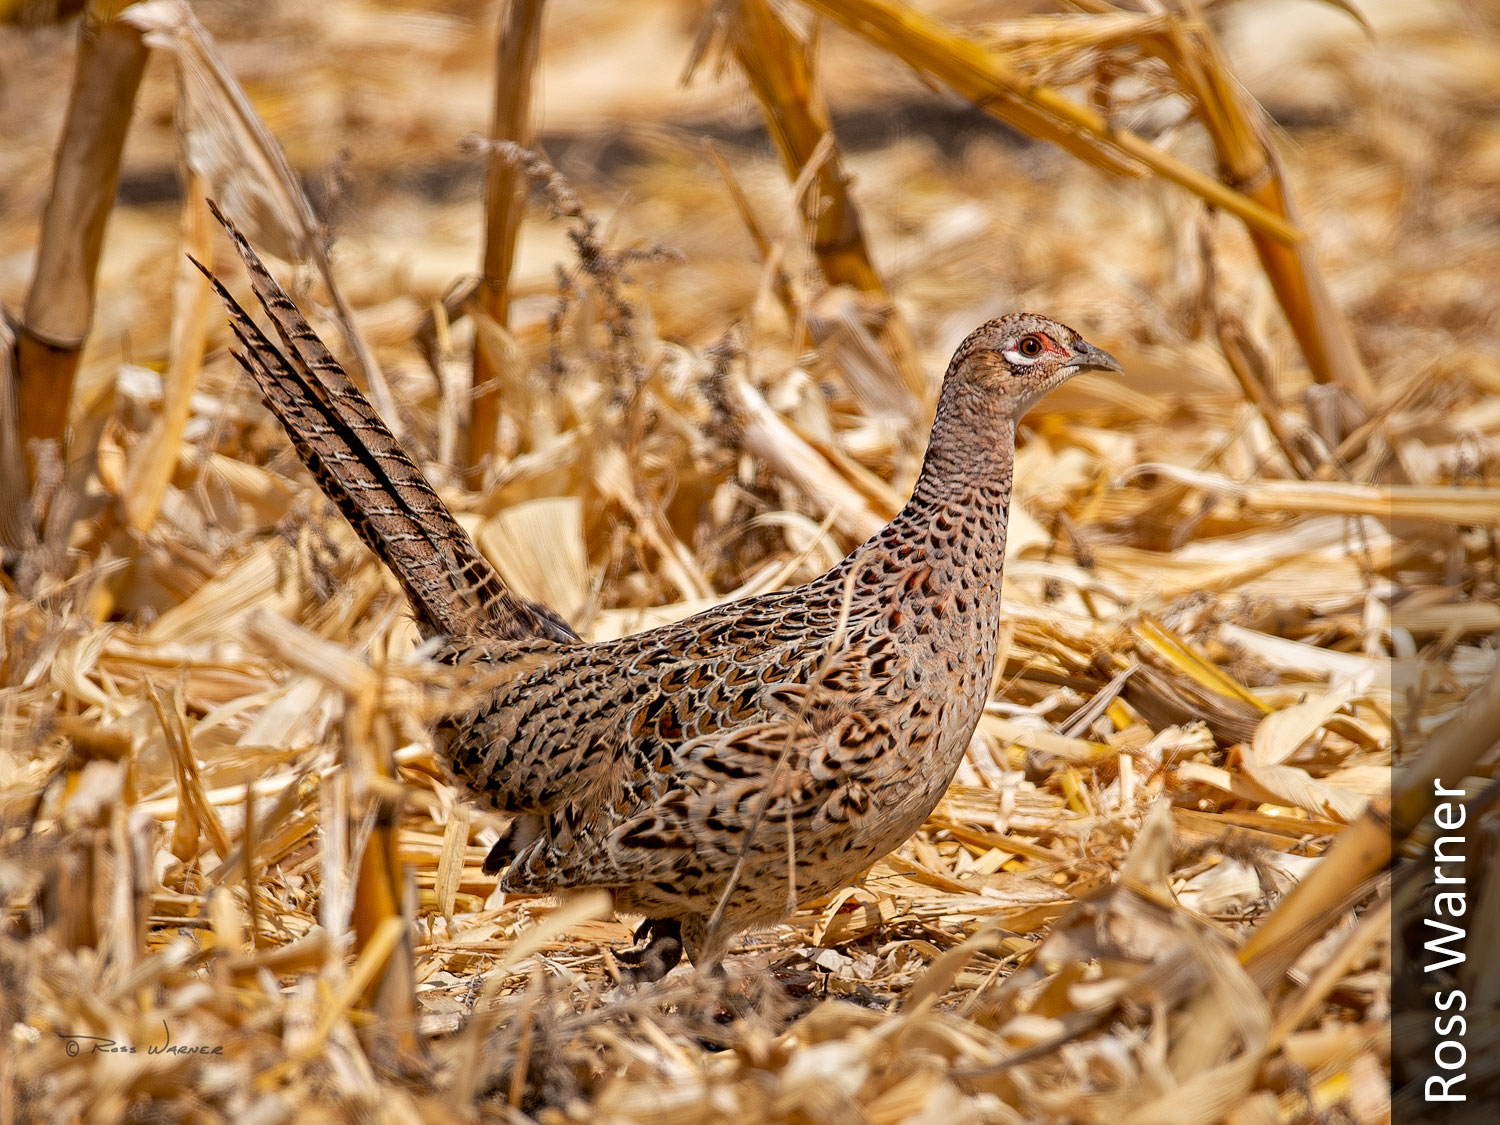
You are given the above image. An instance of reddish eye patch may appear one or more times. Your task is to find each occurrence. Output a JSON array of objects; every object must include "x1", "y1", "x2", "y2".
[{"x1": 1009, "y1": 333, "x2": 1063, "y2": 361}]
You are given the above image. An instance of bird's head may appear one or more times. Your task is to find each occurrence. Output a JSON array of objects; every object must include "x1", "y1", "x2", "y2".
[{"x1": 945, "y1": 313, "x2": 1122, "y2": 416}]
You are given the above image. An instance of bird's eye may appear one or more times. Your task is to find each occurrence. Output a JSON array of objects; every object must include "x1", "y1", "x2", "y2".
[{"x1": 1017, "y1": 335, "x2": 1044, "y2": 357}]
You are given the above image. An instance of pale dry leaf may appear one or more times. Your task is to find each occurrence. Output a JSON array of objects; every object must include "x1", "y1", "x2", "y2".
[{"x1": 1247, "y1": 689, "x2": 1355, "y2": 766}]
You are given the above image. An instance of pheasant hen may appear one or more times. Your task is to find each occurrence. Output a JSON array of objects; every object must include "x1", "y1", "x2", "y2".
[{"x1": 200, "y1": 204, "x2": 1122, "y2": 979}]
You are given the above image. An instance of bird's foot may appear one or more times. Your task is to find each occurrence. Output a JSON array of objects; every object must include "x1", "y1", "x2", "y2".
[
  {"x1": 613, "y1": 918, "x2": 684, "y2": 983},
  {"x1": 481, "y1": 816, "x2": 542, "y2": 876},
  {"x1": 480, "y1": 836, "x2": 510, "y2": 876}
]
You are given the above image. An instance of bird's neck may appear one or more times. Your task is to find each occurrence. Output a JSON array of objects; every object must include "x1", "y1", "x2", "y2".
[
  {"x1": 888, "y1": 384, "x2": 1015, "y2": 559},
  {"x1": 910, "y1": 385, "x2": 1015, "y2": 518},
  {"x1": 835, "y1": 383, "x2": 1016, "y2": 602}
]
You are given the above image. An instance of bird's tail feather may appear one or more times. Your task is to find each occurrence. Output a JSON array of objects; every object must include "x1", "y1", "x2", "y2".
[{"x1": 196, "y1": 200, "x2": 577, "y2": 644}]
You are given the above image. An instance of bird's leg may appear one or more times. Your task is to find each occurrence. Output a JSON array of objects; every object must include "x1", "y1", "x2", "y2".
[{"x1": 614, "y1": 918, "x2": 684, "y2": 983}]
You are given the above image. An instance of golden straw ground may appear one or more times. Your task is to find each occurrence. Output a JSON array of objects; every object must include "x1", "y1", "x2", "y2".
[{"x1": 2, "y1": 1, "x2": 1495, "y2": 1120}]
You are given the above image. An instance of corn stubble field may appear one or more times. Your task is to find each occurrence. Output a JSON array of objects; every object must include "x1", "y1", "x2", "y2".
[{"x1": 1, "y1": 0, "x2": 1497, "y2": 1121}]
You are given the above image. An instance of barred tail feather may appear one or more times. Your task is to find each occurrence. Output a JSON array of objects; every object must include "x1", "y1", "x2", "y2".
[{"x1": 195, "y1": 201, "x2": 576, "y2": 644}]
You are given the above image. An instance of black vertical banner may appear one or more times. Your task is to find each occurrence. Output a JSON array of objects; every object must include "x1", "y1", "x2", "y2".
[{"x1": 1390, "y1": 663, "x2": 1500, "y2": 1120}]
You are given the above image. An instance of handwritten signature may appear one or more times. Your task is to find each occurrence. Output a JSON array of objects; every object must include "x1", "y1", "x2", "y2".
[{"x1": 57, "y1": 1021, "x2": 224, "y2": 1058}]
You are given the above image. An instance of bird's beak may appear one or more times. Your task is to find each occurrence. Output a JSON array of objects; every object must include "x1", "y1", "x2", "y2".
[{"x1": 1066, "y1": 341, "x2": 1124, "y2": 376}]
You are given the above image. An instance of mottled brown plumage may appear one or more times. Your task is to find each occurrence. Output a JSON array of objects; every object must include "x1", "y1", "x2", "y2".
[{"x1": 202, "y1": 205, "x2": 1122, "y2": 978}]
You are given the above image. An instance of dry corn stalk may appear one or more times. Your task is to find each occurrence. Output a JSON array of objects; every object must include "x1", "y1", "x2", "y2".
[
  {"x1": 12, "y1": 3, "x2": 147, "y2": 484},
  {"x1": 248, "y1": 612, "x2": 422, "y2": 1053},
  {"x1": 1236, "y1": 635, "x2": 1500, "y2": 985},
  {"x1": 704, "y1": 138, "x2": 801, "y2": 329},
  {"x1": 794, "y1": 0, "x2": 1370, "y2": 405},
  {"x1": 123, "y1": 0, "x2": 400, "y2": 428},
  {"x1": 1141, "y1": 0, "x2": 1374, "y2": 401},
  {"x1": 1124, "y1": 461, "x2": 1500, "y2": 523},
  {"x1": 794, "y1": 0, "x2": 1296, "y2": 237},
  {"x1": 0, "y1": 312, "x2": 29, "y2": 555},
  {"x1": 122, "y1": 182, "x2": 213, "y2": 531},
  {"x1": 708, "y1": 0, "x2": 928, "y2": 410},
  {"x1": 470, "y1": 0, "x2": 548, "y2": 479}
]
